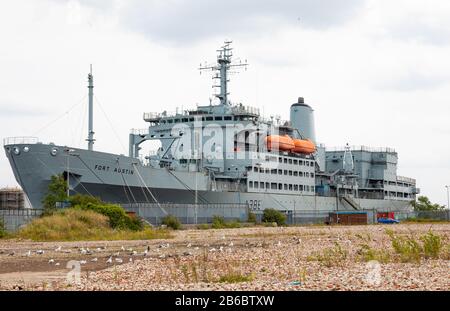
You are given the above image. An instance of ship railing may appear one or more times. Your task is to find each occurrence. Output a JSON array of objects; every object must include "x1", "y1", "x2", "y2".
[
  {"x1": 397, "y1": 176, "x2": 416, "y2": 184},
  {"x1": 130, "y1": 128, "x2": 149, "y2": 136},
  {"x1": 231, "y1": 104, "x2": 260, "y2": 116},
  {"x1": 143, "y1": 110, "x2": 189, "y2": 121},
  {"x1": 3, "y1": 137, "x2": 39, "y2": 146},
  {"x1": 326, "y1": 145, "x2": 396, "y2": 153},
  {"x1": 258, "y1": 116, "x2": 291, "y2": 127}
]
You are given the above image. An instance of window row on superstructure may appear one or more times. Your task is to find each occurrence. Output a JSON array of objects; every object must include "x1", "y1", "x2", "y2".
[
  {"x1": 248, "y1": 181, "x2": 315, "y2": 193},
  {"x1": 263, "y1": 155, "x2": 315, "y2": 167},
  {"x1": 248, "y1": 166, "x2": 315, "y2": 178}
]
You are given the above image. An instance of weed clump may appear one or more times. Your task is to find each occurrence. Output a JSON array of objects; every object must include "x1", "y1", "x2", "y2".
[
  {"x1": 16, "y1": 209, "x2": 170, "y2": 241},
  {"x1": 72, "y1": 200, "x2": 143, "y2": 231},
  {"x1": 262, "y1": 208, "x2": 286, "y2": 226},
  {"x1": 247, "y1": 210, "x2": 257, "y2": 223},
  {"x1": 211, "y1": 216, "x2": 241, "y2": 229},
  {"x1": 161, "y1": 215, "x2": 181, "y2": 230},
  {"x1": 217, "y1": 272, "x2": 254, "y2": 283},
  {"x1": 0, "y1": 218, "x2": 7, "y2": 238},
  {"x1": 385, "y1": 229, "x2": 447, "y2": 263},
  {"x1": 307, "y1": 242, "x2": 348, "y2": 267},
  {"x1": 420, "y1": 231, "x2": 443, "y2": 259}
]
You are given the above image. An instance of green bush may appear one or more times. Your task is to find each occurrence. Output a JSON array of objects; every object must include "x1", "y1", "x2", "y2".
[
  {"x1": 247, "y1": 210, "x2": 257, "y2": 223},
  {"x1": 420, "y1": 231, "x2": 443, "y2": 259},
  {"x1": 162, "y1": 215, "x2": 181, "y2": 230},
  {"x1": 74, "y1": 202, "x2": 143, "y2": 231},
  {"x1": 42, "y1": 174, "x2": 68, "y2": 216},
  {"x1": 387, "y1": 230, "x2": 422, "y2": 263},
  {"x1": 307, "y1": 242, "x2": 348, "y2": 267},
  {"x1": 211, "y1": 215, "x2": 241, "y2": 229},
  {"x1": 262, "y1": 208, "x2": 286, "y2": 226},
  {"x1": 69, "y1": 194, "x2": 102, "y2": 206},
  {"x1": 16, "y1": 209, "x2": 170, "y2": 241},
  {"x1": 212, "y1": 215, "x2": 226, "y2": 229},
  {"x1": 0, "y1": 218, "x2": 7, "y2": 238}
]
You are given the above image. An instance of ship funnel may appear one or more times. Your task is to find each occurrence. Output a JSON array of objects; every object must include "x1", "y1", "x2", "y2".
[{"x1": 290, "y1": 97, "x2": 316, "y2": 143}]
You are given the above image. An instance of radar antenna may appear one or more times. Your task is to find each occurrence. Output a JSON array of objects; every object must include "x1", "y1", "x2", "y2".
[
  {"x1": 87, "y1": 65, "x2": 95, "y2": 151},
  {"x1": 199, "y1": 41, "x2": 248, "y2": 106}
]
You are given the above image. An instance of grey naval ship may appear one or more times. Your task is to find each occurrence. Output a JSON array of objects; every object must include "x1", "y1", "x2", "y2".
[{"x1": 4, "y1": 42, "x2": 419, "y2": 213}]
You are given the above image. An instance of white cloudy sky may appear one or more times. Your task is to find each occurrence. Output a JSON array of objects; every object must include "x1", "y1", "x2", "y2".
[{"x1": 0, "y1": 0, "x2": 449, "y2": 206}]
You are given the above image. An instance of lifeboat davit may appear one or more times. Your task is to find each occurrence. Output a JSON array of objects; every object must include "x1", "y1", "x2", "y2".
[
  {"x1": 265, "y1": 135, "x2": 295, "y2": 151},
  {"x1": 293, "y1": 139, "x2": 316, "y2": 154}
]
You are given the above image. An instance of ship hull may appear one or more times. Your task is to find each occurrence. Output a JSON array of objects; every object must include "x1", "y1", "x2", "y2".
[{"x1": 4, "y1": 143, "x2": 412, "y2": 212}]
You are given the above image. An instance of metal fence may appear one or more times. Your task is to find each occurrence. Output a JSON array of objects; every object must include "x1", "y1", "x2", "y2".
[
  {"x1": 390, "y1": 210, "x2": 450, "y2": 221},
  {"x1": 253, "y1": 209, "x2": 450, "y2": 226},
  {"x1": 121, "y1": 203, "x2": 249, "y2": 225},
  {"x1": 0, "y1": 208, "x2": 43, "y2": 231}
]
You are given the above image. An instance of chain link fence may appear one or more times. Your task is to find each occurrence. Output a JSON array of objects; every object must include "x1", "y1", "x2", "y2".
[
  {"x1": 122, "y1": 203, "x2": 249, "y2": 225},
  {"x1": 0, "y1": 208, "x2": 43, "y2": 231}
]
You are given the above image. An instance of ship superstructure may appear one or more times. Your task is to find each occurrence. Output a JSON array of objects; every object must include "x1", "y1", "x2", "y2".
[{"x1": 4, "y1": 42, "x2": 417, "y2": 214}]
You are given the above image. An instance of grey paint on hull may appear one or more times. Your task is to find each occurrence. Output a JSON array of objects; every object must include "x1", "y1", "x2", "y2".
[{"x1": 4, "y1": 143, "x2": 412, "y2": 212}]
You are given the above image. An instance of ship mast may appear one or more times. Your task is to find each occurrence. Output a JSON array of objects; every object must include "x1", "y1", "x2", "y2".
[
  {"x1": 87, "y1": 65, "x2": 95, "y2": 151},
  {"x1": 199, "y1": 41, "x2": 248, "y2": 105}
]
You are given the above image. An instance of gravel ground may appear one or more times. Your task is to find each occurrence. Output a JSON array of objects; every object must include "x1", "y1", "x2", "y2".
[{"x1": 0, "y1": 223, "x2": 448, "y2": 291}]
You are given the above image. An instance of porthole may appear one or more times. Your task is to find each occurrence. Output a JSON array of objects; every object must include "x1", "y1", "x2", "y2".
[
  {"x1": 13, "y1": 147, "x2": 20, "y2": 155},
  {"x1": 50, "y1": 147, "x2": 58, "y2": 156},
  {"x1": 23, "y1": 146, "x2": 30, "y2": 152}
]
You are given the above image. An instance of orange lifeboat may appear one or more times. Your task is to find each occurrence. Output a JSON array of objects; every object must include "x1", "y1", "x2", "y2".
[
  {"x1": 293, "y1": 139, "x2": 316, "y2": 154},
  {"x1": 265, "y1": 135, "x2": 295, "y2": 152}
]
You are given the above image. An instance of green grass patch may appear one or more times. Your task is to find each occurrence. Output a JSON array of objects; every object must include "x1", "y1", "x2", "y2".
[
  {"x1": 161, "y1": 215, "x2": 181, "y2": 230},
  {"x1": 385, "y1": 229, "x2": 447, "y2": 263},
  {"x1": 420, "y1": 231, "x2": 444, "y2": 259},
  {"x1": 247, "y1": 210, "x2": 257, "y2": 223},
  {"x1": 402, "y1": 218, "x2": 449, "y2": 223},
  {"x1": 211, "y1": 216, "x2": 242, "y2": 229},
  {"x1": 216, "y1": 272, "x2": 254, "y2": 283},
  {"x1": 358, "y1": 244, "x2": 391, "y2": 263},
  {"x1": 0, "y1": 218, "x2": 7, "y2": 238},
  {"x1": 16, "y1": 209, "x2": 171, "y2": 241},
  {"x1": 307, "y1": 242, "x2": 348, "y2": 267},
  {"x1": 73, "y1": 202, "x2": 143, "y2": 231}
]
